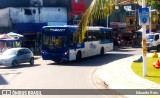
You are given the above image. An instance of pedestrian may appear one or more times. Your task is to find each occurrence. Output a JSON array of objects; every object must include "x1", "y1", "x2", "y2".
[{"x1": 117, "y1": 37, "x2": 121, "y2": 47}]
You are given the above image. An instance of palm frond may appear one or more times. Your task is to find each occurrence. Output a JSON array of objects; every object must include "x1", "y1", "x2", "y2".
[{"x1": 73, "y1": 0, "x2": 117, "y2": 44}]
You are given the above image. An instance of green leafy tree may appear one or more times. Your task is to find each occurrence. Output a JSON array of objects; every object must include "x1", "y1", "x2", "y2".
[
  {"x1": 74, "y1": 0, "x2": 160, "y2": 44},
  {"x1": 147, "y1": 0, "x2": 160, "y2": 15},
  {"x1": 145, "y1": 0, "x2": 160, "y2": 24}
]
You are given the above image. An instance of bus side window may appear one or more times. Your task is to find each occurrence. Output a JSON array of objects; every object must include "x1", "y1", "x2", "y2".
[
  {"x1": 106, "y1": 31, "x2": 109, "y2": 40},
  {"x1": 84, "y1": 32, "x2": 88, "y2": 42},
  {"x1": 100, "y1": 31, "x2": 104, "y2": 41},
  {"x1": 93, "y1": 31, "x2": 98, "y2": 41},
  {"x1": 69, "y1": 33, "x2": 75, "y2": 46},
  {"x1": 109, "y1": 31, "x2": 113, "y2": 39},
  {"x1": 87, "y1": 31, "x2": 92, "y2": 41},
  {"x1": 106, "y1": 31, "x2": 112, "y2": 40},
  {"x1": 103, "y1": 31, "x2": 106, "y2": 40}
]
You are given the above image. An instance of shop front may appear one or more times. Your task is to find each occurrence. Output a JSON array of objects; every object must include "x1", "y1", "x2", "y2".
[{"x1": 16, "y1": 23, "x2": 47, "y2": 54}]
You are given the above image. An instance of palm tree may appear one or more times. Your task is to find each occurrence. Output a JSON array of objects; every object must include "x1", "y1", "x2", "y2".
[
  {"x1": 74, "y1": 0, "x2": 117, "y2": 44},
  {"x1": 147, "y1": 0, "x2": 160, "y2": 23}
]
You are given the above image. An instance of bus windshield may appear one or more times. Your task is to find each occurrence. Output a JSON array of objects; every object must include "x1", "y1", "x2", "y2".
[{"x1": 42, "y1": 29, "x2": 68, "y2": 50}]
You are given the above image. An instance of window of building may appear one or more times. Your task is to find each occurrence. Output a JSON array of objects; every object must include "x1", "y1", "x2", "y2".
[
  {"x1": 24, "y1": 9, "x2": 32, "y2": 15},
  {"x1": 155, "y1": 35, "x2": 159, "y2": 41}
]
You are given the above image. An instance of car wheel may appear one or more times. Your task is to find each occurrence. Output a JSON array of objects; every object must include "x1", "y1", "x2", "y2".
[
  {"x1": 30, "y1": 58, "x2": 34, "y2": 65},
  {"x1": 12, "y1": 60, "x2": 18, "y2": 67}
]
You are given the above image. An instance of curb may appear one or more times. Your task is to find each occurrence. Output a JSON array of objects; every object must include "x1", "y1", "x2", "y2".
[
  {"x1": 34, "y1": 56, "x2": 41, "y2": 60},
  {"x1": 92, "y1": 55, "x2": 160, "y2": 98},
  {"x1": 91, "y1": 67, "x2": 127, "y2": 97}
]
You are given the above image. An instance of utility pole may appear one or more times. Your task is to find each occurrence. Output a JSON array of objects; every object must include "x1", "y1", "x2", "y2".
[
  {"x1": 107, "y1": 14, "x2": 109, "y2": 27},
  {"x1": 142, "y1": 0, "x2": 147, "y2": 77},
  {"x1": 149, "y1": 6, "x2": 152, "y2": 33}
]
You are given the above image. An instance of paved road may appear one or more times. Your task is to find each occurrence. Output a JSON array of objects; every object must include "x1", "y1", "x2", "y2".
[{"x1": 0, "y1": 47, "x2": 141, "y2": 98}]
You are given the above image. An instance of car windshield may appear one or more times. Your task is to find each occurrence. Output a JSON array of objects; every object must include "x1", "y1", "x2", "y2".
[
  {"x1": 146, "y1": 35, "x2": 154, "y2": 41},
  {"x1": 2, "y1": 49, "x2": 18, "y2": 56}
]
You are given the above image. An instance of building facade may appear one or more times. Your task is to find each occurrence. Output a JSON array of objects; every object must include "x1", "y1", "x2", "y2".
[
  {"x1": 0, "y1": 0, "x2": 71, "y2": 53},
  {"x1": 68, "y1": 0, "x2": 86, "y2": 25}
]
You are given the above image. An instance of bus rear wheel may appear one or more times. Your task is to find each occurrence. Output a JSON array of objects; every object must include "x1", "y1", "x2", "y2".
[
  {"x1": 54, "y1": 59, "x2": 61, "y2": 63},
  {"x1": 76, "y1": 51, "x2": 81, "y2": 61},
  {"x1": 100, "y1": 48, "x2": 104, "y2": 55}
]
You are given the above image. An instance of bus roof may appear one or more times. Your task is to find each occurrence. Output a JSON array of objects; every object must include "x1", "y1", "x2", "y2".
[{"x1": 42, "y1": 25, "x2": 113, "y2": 31}]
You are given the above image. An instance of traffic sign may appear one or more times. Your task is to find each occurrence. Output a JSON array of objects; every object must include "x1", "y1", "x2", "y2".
[{"x1": 139, "y1": 8, "x2": 149, "y2": 25}]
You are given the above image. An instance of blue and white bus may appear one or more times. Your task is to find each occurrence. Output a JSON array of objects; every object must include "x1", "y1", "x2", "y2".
[{"x1": 41, "y1": 25, "x2": 113, "y2": 62}]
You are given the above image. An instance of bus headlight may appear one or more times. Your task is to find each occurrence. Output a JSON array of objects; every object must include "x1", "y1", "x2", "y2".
[
  {"x1": 42, "y1": 50, "x2": 47, "y2": 55},
  {"x1": 64, "y1": 51, "x2": 68, "y2": 55}
]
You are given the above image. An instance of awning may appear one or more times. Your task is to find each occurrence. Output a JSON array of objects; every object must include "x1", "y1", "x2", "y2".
[
  {"x1": 7, "y1": 32, "x2": 23, "y2": 37},
  {"x1": 0, "y1": 34, "x2": 13, "y2": 39},
  {"x1": 16, "y1": 23, "x2": 47, "y2": 34}
]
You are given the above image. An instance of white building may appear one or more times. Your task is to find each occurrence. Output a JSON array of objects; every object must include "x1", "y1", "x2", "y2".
[{"x1": 0, "y1": 7, "x2": 67, "y2": 27}]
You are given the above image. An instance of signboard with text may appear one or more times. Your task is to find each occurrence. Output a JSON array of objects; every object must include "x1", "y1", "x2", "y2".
[{"x1": 139, "y1": 8, "x2": 149, "y2": 25}]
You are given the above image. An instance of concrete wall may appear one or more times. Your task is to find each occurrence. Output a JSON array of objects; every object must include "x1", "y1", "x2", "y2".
[
  {"x1": 10, "y1": 7, "x2": 67, "y2": 23},
  {"x1": 0, "y1": 0, "x2": 71, "y2": 9},
  {"x1": 0, "y1": 8, "x2": 11, "y2": 27},
  {"x1": 0, "y1": 7, "x2": 67, "y2": 27},
  {"x1": 40, "y1": 7, "x2": 67, "y2": 23}
]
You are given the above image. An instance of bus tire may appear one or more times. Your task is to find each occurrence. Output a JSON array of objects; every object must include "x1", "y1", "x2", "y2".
[
  {"x1": 76, "y1": 51, "x2": 81, "y2": 61},
  {"x1": 54, "y1": 59, "x2": 61, "y2": 63},
  {"x1": 100, "y1": 47, "x2": 104, "y2": 55}
]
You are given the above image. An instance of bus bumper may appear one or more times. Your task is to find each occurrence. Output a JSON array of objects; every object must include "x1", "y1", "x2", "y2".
[{"x1": 42, "y1": 53, "x2": 69, "y2": 62}]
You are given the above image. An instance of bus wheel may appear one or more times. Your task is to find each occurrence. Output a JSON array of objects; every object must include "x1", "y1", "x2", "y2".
[
  {"x1": 76, "y1": 51, "x2": 81, "y2": 61},
  {"x1": 100, "y1": 47, "x2": 104, "y2": 55},
  {"x1": 54, "y1": 60, "x2": 61, "y2": 63}
]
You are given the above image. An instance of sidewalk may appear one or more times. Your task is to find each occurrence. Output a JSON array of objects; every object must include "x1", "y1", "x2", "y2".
[
  {"x1": 96, "y1": 53, "x2": 160, "y2": 98},
  {"x1": 34, "y1": 55, "x2": 41, "y2": 60}
]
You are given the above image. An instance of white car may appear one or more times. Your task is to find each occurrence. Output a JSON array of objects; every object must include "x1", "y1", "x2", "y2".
[{"x1": 0, "y1": 48, "x2": 34, "y2": 67}]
